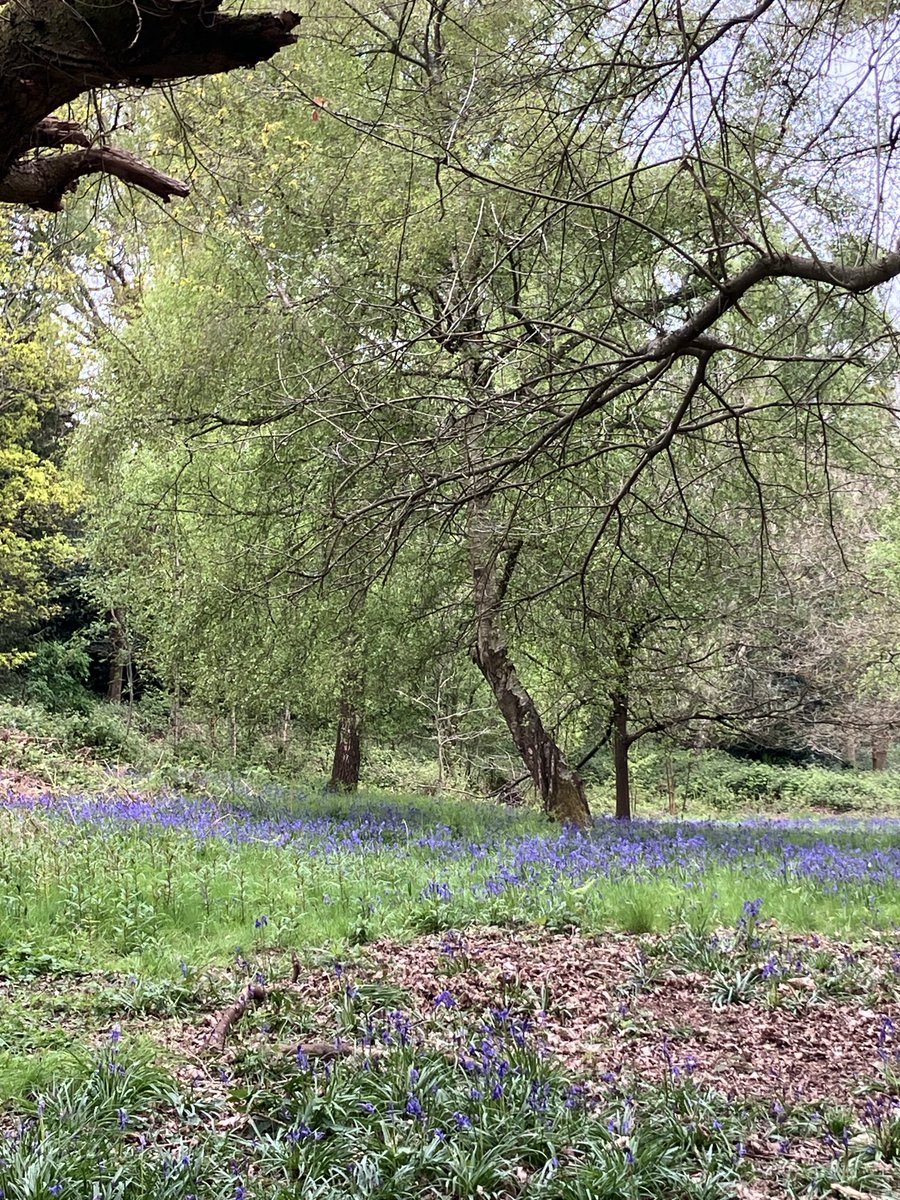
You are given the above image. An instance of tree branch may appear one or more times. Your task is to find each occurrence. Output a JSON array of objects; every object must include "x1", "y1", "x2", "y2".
[
  {"x1": 29, "y1": 117, "x2": 90, "y2": 150},
  {"x1": 0, "y1": 147, "x2": 189, "y2": 211},
  {"x1": 0, "y1": 0, "x2": 300, "y2": 207}
]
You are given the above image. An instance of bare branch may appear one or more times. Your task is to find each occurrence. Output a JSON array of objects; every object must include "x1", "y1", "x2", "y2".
[{"x1": 0, "y1": 147, "x2": 189, "y2": 211}]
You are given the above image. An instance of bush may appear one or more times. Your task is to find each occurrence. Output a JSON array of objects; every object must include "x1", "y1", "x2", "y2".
[
  {"x1": 0, "y1": 698, "x2": 148, "y2": 788},
  {"x1": 620, "y1": 746, "x2": 900, "y2": 816},
  {"x1": 22, "y1": 638, "x2": 93, "y2": 714},
  {"x1": 59, "y1": 707, "x2": 141, "y2": 758}
]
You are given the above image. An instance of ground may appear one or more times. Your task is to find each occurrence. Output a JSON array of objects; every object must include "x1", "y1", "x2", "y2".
[{"x1": 0, "y1": 785, "x2": 898, "y2": 1197}]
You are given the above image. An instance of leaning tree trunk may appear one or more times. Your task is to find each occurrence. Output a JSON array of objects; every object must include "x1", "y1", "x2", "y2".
[
  {"x1": 612, "y1": 692, "x2": 632, "y2": 821},
  {"x1": 327, "y1": 699, "x2": 362, "y2": 793},
  {"x1": 468, "y1": 489, "x2": 590, "y2": 828}
]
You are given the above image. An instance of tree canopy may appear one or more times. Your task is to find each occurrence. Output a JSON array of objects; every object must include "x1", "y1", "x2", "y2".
[{"x1": 6, "y1": 0, "x2": 900, "y2": 816}]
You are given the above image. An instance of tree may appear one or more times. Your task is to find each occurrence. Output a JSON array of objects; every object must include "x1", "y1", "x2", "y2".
[
  {"x1": 75, "y1": 0, "x2": 900, "y2": 818},
  {"x1": 0, "y1": 220, "x2": 81, "y2": 672},
  {"x1": 0, "y1": 0, "x2": 299, "y2": 211}
]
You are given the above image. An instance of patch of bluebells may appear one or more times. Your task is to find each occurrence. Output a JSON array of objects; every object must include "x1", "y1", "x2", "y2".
[{"x1": 7, "y1": 789, "x2": 900, "y2": 908}]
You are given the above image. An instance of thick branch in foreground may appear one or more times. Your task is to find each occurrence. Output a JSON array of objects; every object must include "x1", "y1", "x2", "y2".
[
  {"x1": 0, "y1": 0, "x2": 300, "y2": 207},
  {"x1": 0, "y1": 147, "x2": 189, "y2": 211}
]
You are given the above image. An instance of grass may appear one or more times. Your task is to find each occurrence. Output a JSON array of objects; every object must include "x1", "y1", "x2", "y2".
[
  {"x1": 0, "y1": 784, "x2": 898, "y2": 1197},
  {"x1": 3, "y1": 789, "x2": 900, "y2": 974}
]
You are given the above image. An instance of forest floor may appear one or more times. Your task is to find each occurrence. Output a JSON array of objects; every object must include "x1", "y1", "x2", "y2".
[{"x1": 0, "y1": 785, "x2": 898, "y2": 1198}]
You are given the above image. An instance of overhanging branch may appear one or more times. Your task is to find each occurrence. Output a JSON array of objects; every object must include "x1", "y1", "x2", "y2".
[
  {"x1": 0, "y1": 0, "x2": 301, "y2": 208},
  {"x1": 0, "y1": 147, "x2": 189, "y2": 211}
]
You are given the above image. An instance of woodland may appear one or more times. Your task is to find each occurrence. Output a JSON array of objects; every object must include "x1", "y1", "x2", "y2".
[
  {"x1": 4, "y1": 0, "x2": 900, "y2": 824},
  {"x1": 3, "y1": 4, "x2": 900, "y2": 1196}
]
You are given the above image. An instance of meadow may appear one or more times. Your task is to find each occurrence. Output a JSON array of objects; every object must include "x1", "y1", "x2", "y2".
[{"x1": 1, "y1": 784, "x2": 899, "y2": 1198}]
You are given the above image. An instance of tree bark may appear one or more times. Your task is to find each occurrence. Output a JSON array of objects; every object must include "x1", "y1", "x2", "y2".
[
  {"x1": 0, "y1": 0, "x2": 299, "y2": 209},
  {"x1": 612, "y1": 692, "x2": 632, "y2": 821},
  {"x1": 844, "y1": 732, "x2": 859, "y2": 768},
  {"x1": 327, "y1": 700, "x2": 362, "y2": 793},
  {"x1": 872, "y1": 734, "x2": 889, "y2": 771},
  {"x1": 106, "y1": 609, "x2": 125, "y2": 704},
  {"x1": 468, "y1": 490, "x2": 590, "y2": 827}
]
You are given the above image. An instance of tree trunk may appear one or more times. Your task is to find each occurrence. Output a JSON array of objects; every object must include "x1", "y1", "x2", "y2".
[
  {"x1": 844, "y1": 731, "x2": 859, "y2": 768},
  {"x1": 612, "y1": 693, "x2": 632, "y2": 821},
  {"x1": 664, "y1": 754, "x2": 676, "y2": 817},
  {"x1": 327, "y1": 700, "x2": 362, "y2": 793},
  {"x1": 468, "y1": 497, "x2": 590, "y2": 827},
  {"x1": 872, "y1": 734, "x2": 889, "y2": 771},
  {"x1": 106, "y1": 610, "x2": 125, "y2": 704}
]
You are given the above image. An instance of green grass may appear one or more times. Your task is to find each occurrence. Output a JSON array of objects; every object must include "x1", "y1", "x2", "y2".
[{"x1": 2, "y1": 792, "x2": 900, "y2": 981}]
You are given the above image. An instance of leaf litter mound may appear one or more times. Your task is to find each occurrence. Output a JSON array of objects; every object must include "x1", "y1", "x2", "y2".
[
  {"x1": 185, "y1": 925, "x2": 899, "y2": 1114},
  {"x1": 356, "y1": 927, "x2": 899, "y2": 1110}
]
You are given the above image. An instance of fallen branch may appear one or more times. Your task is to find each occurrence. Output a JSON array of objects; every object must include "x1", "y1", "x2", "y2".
[
  {"x1": 205, "y1": 981, "x2": 267, "y2": 1053},
  {"x1": 281, "y1": 1038, "x2": 355, "y2": 1062}
]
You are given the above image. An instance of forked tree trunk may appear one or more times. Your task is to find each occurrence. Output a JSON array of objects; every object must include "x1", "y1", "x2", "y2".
[
  {"x1": 612, "y1": 692, "x2": 632, "y2": 821},
  {"x1": 468, "y1": 490, "x2": 590, "y2": 827},
  {"x1": 327, "y1": 700, "x2": 362, "y2": 793}
]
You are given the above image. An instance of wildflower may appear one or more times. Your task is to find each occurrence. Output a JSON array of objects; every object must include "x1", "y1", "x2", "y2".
[
  {"x1": 434, "y1": 990, "x2": 456, "y2": 1009},
  {"x1": 117, "y1": 1108, "x2": 128, "y2": 1129},
  {"x1": 421, "y1": 880, "x2": 452, "y2": 901},
  {"x1": 49, "y1": 1187, "x2": 63, "y2": 1197},
  {"x1": 254, "y1": 915, "x2": 268, "y2": 928},
  {"x1": 526, "y1": 1080, "x2": 550, "y2": 1112},
  {"x1": 405, "y1": 1094, "x2": 425, "y2": 1119},
  {"x1": 452, "y1": 1111, "x2": 471, "y2": 1129},
  {"x1": 440, "y1": 930, "x2": 466, "y2": 957},
  {"x1": 109, "y1": 1025, "x2": 121, "y2": 1044}
]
